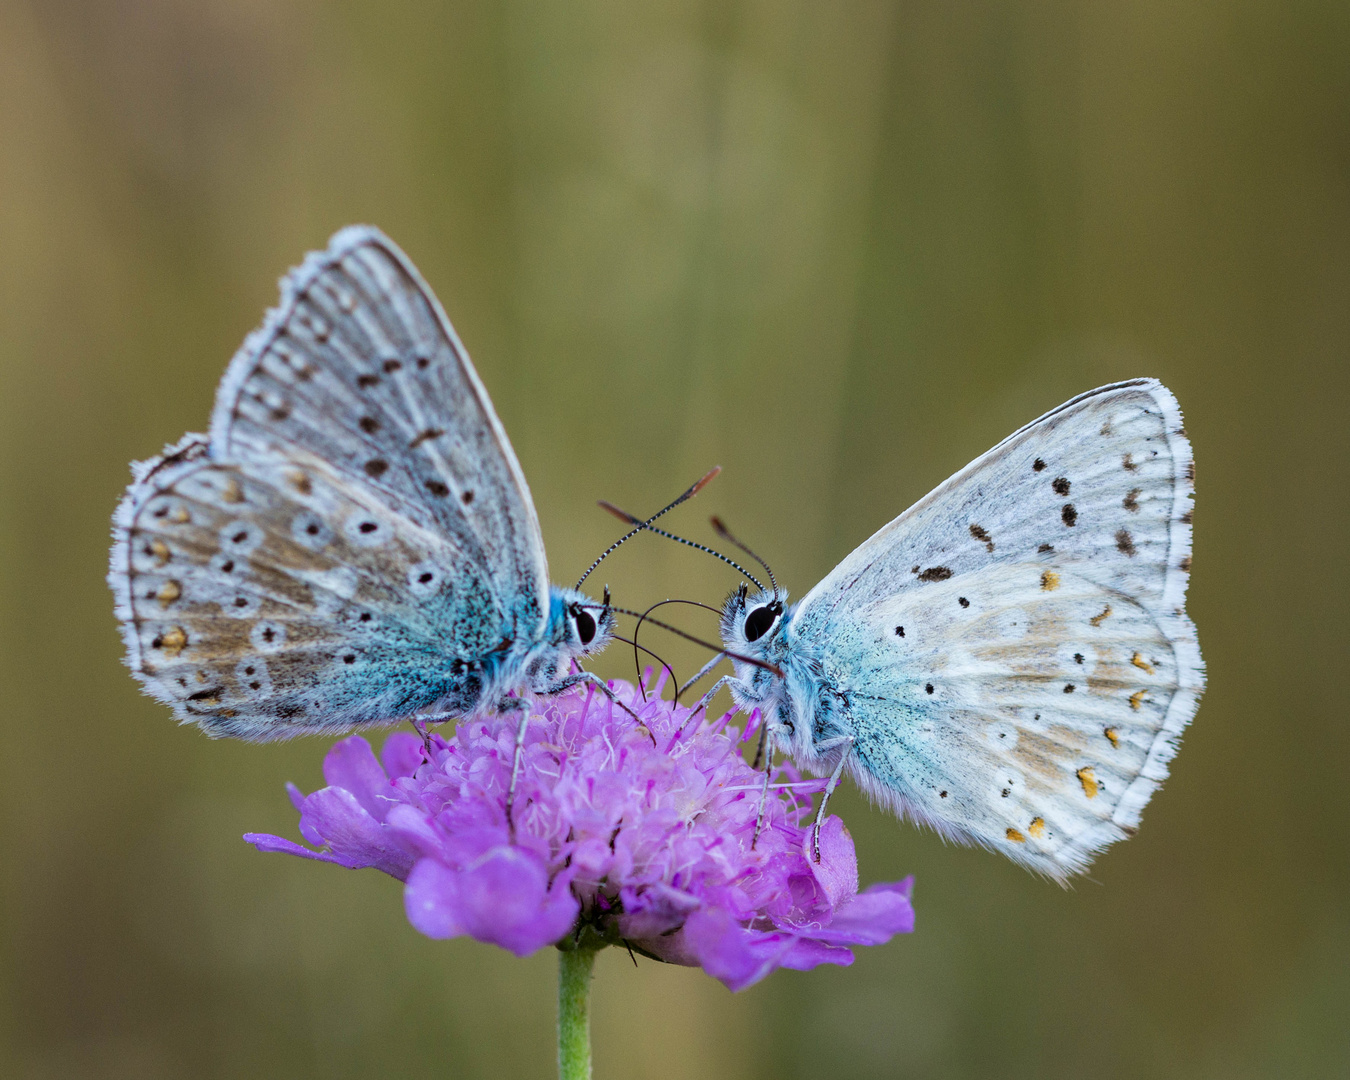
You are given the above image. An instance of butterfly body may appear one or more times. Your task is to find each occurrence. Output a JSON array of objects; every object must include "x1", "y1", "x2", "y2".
[
  {"x1": 716, "y1": 380, "x2": 1203, "y2": 879},
  {"x1": 110, "y1": 227, "x2": 614, "y2": 741}
]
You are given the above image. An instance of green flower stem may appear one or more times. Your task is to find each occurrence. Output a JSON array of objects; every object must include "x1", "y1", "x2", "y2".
[{"x1": 557, "y1": 947, "x2": 598, "y2": 1080}]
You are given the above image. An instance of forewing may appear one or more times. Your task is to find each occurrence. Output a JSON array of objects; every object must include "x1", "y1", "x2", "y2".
[
  {"x1": 109, "y1": 443, "x2": 510, "y2": 740},
  {"x1": 209, "y1": 226, "x2": 548, "y2": 634},
  {"x1": 831, "y1": 563, "x2": 1192, "y2": 879},
  {"x1": 795, "y1": 380, "x2": 1201, "y2": 877}
]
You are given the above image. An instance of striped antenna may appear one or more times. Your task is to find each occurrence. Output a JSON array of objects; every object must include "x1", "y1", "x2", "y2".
[
  {"x1": 575, "y1": 467, "x2": 721, "y2": 590},
  {"x1": 710, "y1": 517, "x2": 778, "y2": 600},
  {"x1": 595, "y1": 502, "x2": 765, "y2": 592}
]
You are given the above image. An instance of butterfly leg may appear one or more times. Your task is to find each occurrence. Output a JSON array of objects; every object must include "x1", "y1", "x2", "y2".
[
  {"x1": 539, "y1": 670, "x2": 655, "y2": 742},
  {"x1": 677, "y1": 653, "x2": 726, "y2": 701},
  {"x1": 810, "y1": 737, "x2": 855, "y2": 862},
  {"x1": 501, "y1": 698, "x2": 531, "y2": 840},
  {"x1": 686, "y1": 674, "x2": 744, "y2": 720},
  {"x1": 751, "y1": 736, "x2": 775, "y2": 849}
]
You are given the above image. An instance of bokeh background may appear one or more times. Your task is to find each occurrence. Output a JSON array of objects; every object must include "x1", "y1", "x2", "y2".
[{"x1": 2, "y1": 1, "x2": 1347, "y2": 1077}]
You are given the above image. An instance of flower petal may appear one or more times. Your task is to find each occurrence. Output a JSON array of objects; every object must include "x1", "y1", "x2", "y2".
[
  {"x1": 404, "y1": 848, "x2": 579, "y2": 957},
  {"x1": 243, "y1": 832, "x2": 371, "y2": 869},
  {"x1": 322, "y1": 737, "x2": 395, "y2": 820},
  {"x1": 806, "y1": 816, "x2": 858, "y2": 912},
  {"x1": 299, "y1": 787, "x2": 415, "y2": 879},
  {"x1": 381, "y1": 732, "x2": 426, "y2": 780}
]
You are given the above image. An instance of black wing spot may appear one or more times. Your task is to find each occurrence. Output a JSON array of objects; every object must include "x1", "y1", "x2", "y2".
[
  {"x1": 416, "y1": 356, "x2": 431, "y2": 370},
  {"x1": 364, "y1": 459, "x2": 389, "y2": 478},
  {"x1": 356, "y1": 373, "x2": 379, "y2": 388},
  {"x1": 187, "y1": 687, "x2": 224, "y2": 701},
  {"x1": 969, "y1": 523, "x2": 994, "y2": 552},
  {"x1": 925, "y1": 683, "x2": 934, "y2": 694},
  {"x1": 1123, "y1": 488, "x2": 1141, "y2": 512},
  {"x1": 425, "y1": 480, "x2": 450, "y2": 497},
  {"x1": 270, "y1": 404, "x2": 291, "y2": 422},
  {"x1": 1002, "y1": 788, "x2": 1010, "y2": 797},
  {"x1": 918, "y1": 566, "x2": 952, "y2": 582},
  {"x1": 1116, "y1": 529, "x2": 1137, "y2": 556},
  {"x1": 418, "y1": 571, "x2": 434, "y2": 584},
  {"x1": 1037, "y1": 543, "x2": 1053, "y2": 554},
  {"x1": 462, "y1": 490, "x2": 475, "y2": 505},
  {"x1": 358, "y1": 612, "x2": 372, "y2": 623},
  {"x1": 1063, "y1": 683, "x2": 1076, "y2": 693},
  {"x1": 383, "y1": 358, "x2": 403, "y2": 373},
  {"x1": 1033, "y1": 458, "x2": 1047, "y2": 472},
  {"x1": 1074, "y1": 653, "x2": 1084, "y2": 664},
  {"x1": 1061, "y1": 504, "x2": 1078, "y2": 527},
  {"x1": 894, "y1": 626, "x2": 905, "y2": 637},
  {"x1": 220, "y1": 560, "x2": 234, "y2": 573},
  {"x1": 358, "y1": 521, "x2": 378, "y2": 534},
  {"x1": 343, "y1": 654, "x2": 356, "y2": 664},
  {"x1": 1052, "y1": 477, "x2": 1071, "y2": 496},
  {"x1": 410, "y1": 427, "x2": 445, "y2": 448},
  {"x1": 958, "y1": 597, "x2": 969, "y2": 608},
  {"x1": 939, "y1": 791, "x2": 948, "y2": 798},
  {"x1": 359, "y1": 416, "x2": 380, "y2": 434}
]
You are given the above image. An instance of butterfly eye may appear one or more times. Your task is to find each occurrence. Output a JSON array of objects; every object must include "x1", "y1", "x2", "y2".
[
  {"x1": 743, "y1": 604, "x2": 779, "y2": 642},
  {"x1": 572, "y1": 607, "x2": 597, "y2": 646}
]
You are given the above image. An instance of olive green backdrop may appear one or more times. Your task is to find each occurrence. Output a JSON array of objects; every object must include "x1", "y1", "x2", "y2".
[{"x1": 1, "y1": 2, "x2": 1346, "y2": 1077}]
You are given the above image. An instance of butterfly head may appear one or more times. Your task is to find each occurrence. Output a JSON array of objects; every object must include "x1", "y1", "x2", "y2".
[
  {"x1": 547, "y1": 585, "x2": 617, "y2": 659},
  {"x1": 720, "y1": 582, "x2": 789, "y2": 669}
]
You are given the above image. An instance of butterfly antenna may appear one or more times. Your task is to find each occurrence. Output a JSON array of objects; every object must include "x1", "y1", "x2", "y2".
[
  {"x1": 711, "y1": 517, "x2": 778, "y2": 600},
  {"x1": 596, "y1": 501, "x2": 765, "y2": 592},
  {"x1": 580, "y1": 602, "x2": 783, "y2": 677},
  {"x1": 629, "y1": 598, "x2": 723, "y2": 701},
  {"x1": 575, "y1": 467, "x2": 721, "y2": 590},
  {"x1": 611, "y1": 633, "x2": 679, "y2": 702}
]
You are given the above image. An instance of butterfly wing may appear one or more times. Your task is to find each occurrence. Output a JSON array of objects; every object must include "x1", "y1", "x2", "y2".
[
  {"x1": 793, "y1": 380, "x2": 1202, "y2": 878},
  {"x1": 109, "y1": 443, "x2": 519, "y2": 739},
  {"x1": 110, "y1": 227, "x2": 550, "y2": 739},
  {"x1": 209, "y1": 226, "x2": 549, "y2": 636}
]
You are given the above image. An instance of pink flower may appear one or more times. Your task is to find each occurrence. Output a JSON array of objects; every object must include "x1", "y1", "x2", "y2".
[{"x1": 247, "y1": 676, "x2": 914, "y2": 990}]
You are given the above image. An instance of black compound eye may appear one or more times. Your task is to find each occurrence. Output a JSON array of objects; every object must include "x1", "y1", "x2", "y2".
[
  {"x1": 573, "y1": 608, "x2": 597, "y2": 646},
  {"x1": 743, "y1": 604, "x2": 778, "y2": 642}
]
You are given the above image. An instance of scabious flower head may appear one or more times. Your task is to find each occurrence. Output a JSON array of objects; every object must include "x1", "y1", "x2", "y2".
[{"x1": 246, "y1": 676, "x2": 914, "y2": 990}]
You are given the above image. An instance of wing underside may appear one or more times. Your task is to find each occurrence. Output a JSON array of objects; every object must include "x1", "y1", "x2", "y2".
[{"x1": 799, "y1": 380, "x2": 1202, "y2": 878}]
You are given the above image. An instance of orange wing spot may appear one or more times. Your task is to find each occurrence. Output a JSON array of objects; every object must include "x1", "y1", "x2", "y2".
[
  {"x1": 1006, "y1": 828, "x2": 1026, "y2": 843},
  {"x1": 288, "y1": 470, "x2": 312, "y2": 496},
  {"x1": 1104, "y1": 727, "x2": 1120, "y2": 748},
  {"x1": 155, "y1": 626, "x2": 187, "y2": 657},
  {"x1": 1040, "y1": 570, "x2": 1060, "y2": 591},
  {"x1": 1129, "y1": 690, "x2": 1147, "y2": 711},
  {"x1": 1076, "y1": 767, "x2": 1099, "y2": 799},
  {"x1": 1131, "y1": 652, "x2": 1155, "y2": 675},
  {"x1": 1089, "y1": 604, "x2": 1112, "y2": 627},
  {"x1": 223, "y1": 477, "x2": 243, "y2": 503},
  {"x1": 169, "y1": 505, "x2": 190, "y2": 524},
  {"x1": 155, "y1": 581, "x2": 181, "y2": 608},
  {"x1": 149, "y1": 540, "x2": 170, "y2": 567},
  {"x1": 1028, "y1": 817, "x2": 1046, "y2": 838}
]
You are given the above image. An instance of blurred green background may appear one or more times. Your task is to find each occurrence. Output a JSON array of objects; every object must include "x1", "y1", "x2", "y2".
[{"x1": 2, "y1": 1, "x2": 1347, "y2": 1077}]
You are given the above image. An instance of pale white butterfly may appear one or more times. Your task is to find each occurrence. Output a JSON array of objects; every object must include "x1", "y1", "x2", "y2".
[
  {"x1": 108, "y1": 226, "x2": 622, "y2": 746},
  {"x1": 633, "y1": 380, "x2": 1202, "y2": 881}
]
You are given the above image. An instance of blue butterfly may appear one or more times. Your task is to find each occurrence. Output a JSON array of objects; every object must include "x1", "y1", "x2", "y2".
[
  {"x1": 109, "y1": 226, "x2": 617, "y2": 742},
  {"x1": 642, "y1": 381, "x2": 1203, "y2": 880}
]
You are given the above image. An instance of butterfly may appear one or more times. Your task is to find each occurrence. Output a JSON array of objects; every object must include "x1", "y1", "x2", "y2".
[
  {"x1": 673, "y1": 380, "x2": 1202, "y2": 880},
  {"x1": 108, "y1": 226, "x2": 618, "y2": 742}
]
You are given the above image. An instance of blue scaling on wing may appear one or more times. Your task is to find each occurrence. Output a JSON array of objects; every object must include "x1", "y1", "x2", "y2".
[
  {"x1": 109, "y1": 227, "x2": 614, "y2": 740},
  {"x1": 712, "y1": 380, "x2": 1203, "y2": 880}
]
